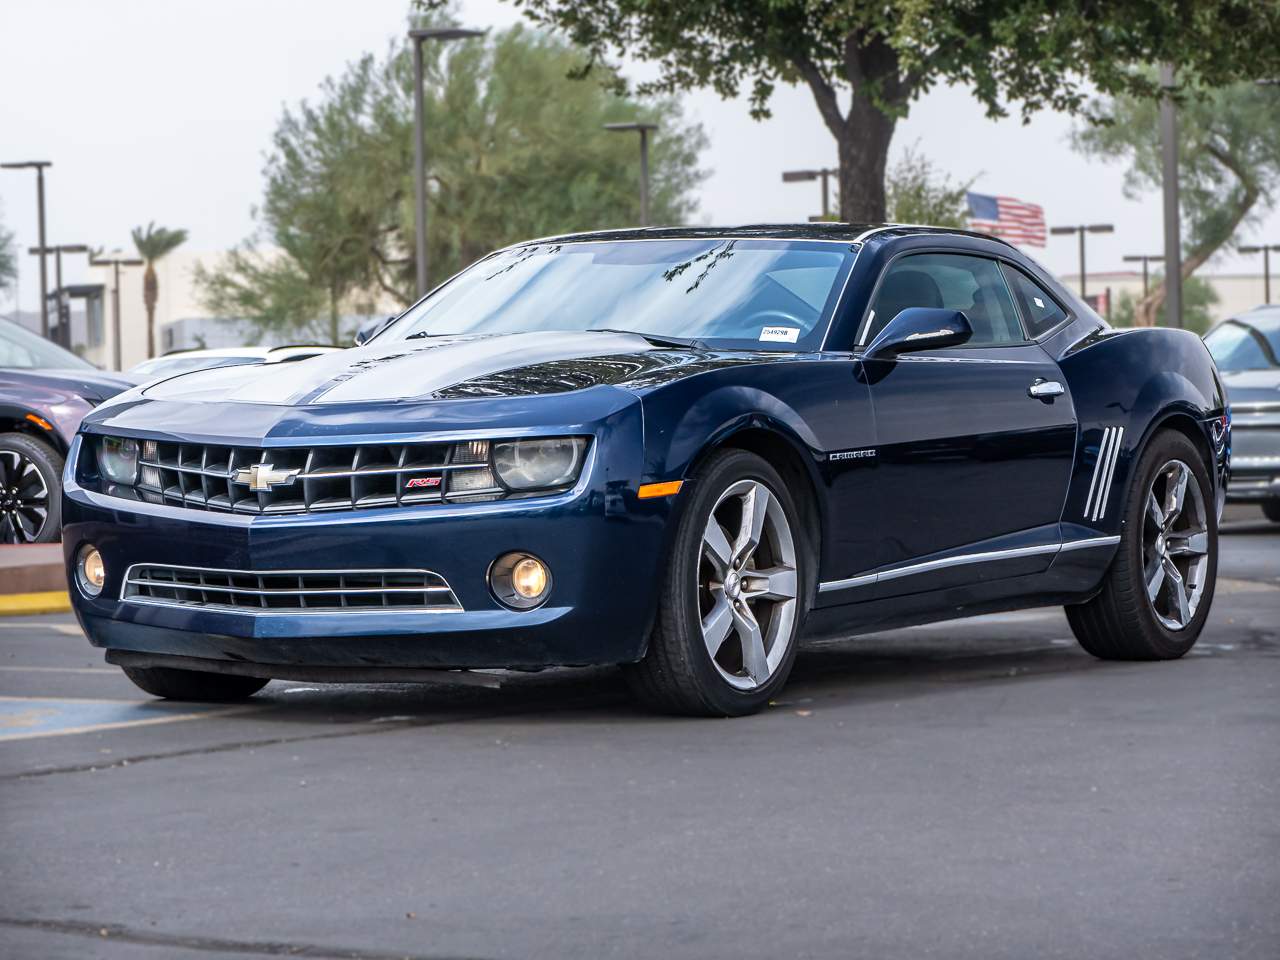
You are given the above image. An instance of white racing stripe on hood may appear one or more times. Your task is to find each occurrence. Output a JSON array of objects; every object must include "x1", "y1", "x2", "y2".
[{"x1": 141, "y1": 331, "x2": 656, "y2": 405}]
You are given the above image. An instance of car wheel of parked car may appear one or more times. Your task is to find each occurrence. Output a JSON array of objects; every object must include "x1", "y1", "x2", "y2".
[
  {"x1": 122, "y1": 665, "x2": 270, "y2": 702},
  {"x1": 624, "y1": 450, "x2": 805, "y2": 716},
  {"x1": 0, "y1": 432, "x2": 63, "y2": 544},
  {"x1": 1066, "y1": 430, "x2": 1217, "y2": 660},
  {"x1": 1262, "y1": 501, "x2": 1280, "y2": 523}
]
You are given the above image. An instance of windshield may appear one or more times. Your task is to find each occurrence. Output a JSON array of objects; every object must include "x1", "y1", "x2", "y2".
[
  {"x1": 130, "y1": 355, "x2": 261, "y2": 379},
  {"x1": 384, "y1": 239, "x2": 855, "y2": 351},
  {"x1": 0, "y1": 319, "x2": 94, "y2": 370},
  {"x1": 1204, "y1": 319, "x2": 1280, "y2": 372}
]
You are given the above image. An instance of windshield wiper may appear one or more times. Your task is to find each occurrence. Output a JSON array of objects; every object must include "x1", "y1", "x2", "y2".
[{"x1": 590, "y1": 328, "x2": 701, "y2": 349}]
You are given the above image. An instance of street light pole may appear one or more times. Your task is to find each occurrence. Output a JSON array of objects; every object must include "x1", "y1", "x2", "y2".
[
  {"x1": 1238, "y1": 244, "x2": 1279, "y2": 305},
  {"x1": 2, "y1": 161, "x2": 53, "y2": 338},
  {"x1": 605, "y1": 122, "x2": 660, "y2": 226},
  {"x1": 1159, "y1": 63, "x2": 1183, "y2": 328},
  {"x1": 29, "y1": 243, "x2": 88, "y2": 348},
  {"x1": 90, "y1": 251, "x2": 144, "y2": 371},
  {"x1": 1122, "y1": 253, "x2": 1164, "y2": 298},
  {"x1": 1050, "y1": 224, "x2": 1114, "y2": 301},
  {"x1": 407, "y1": 26, "x2": 485, "y2": 298},
  {"x1": 782, "y1": 168, "x2": 838, "y2": 220}
]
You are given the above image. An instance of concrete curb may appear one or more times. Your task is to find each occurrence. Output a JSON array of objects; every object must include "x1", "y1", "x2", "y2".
[{"x1": 0, "y1": 591, "x2": 72, "y2": 616}]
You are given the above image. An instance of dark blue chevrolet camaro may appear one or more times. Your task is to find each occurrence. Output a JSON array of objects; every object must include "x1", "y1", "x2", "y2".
[{"x1": 63, "y1": 225, "x2": 1230, "y2": 716}]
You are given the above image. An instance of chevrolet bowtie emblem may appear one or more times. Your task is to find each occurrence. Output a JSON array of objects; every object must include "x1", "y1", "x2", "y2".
[{"x1": 233, "y1": 462, "x2": 300, "y2": 492}]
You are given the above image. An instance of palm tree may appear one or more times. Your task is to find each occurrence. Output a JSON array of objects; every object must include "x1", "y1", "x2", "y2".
[{"x1": 131, "y1": 222, "x2": 188, "y2": 358}]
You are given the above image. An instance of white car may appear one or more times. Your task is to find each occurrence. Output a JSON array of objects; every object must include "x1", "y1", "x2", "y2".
[{"x1": 128, "y1": 345, "x2": 341, "y2": 383}]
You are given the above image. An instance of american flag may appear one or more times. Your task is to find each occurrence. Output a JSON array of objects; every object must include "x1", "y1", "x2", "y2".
[{"x1": 965, "y1": 192, "x2": 1046, "y2": 247}]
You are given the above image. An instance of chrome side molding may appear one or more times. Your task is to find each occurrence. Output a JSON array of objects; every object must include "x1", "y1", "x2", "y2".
[{"x1": 818, "y1": 535, "x2": 1121, "y2": 595}]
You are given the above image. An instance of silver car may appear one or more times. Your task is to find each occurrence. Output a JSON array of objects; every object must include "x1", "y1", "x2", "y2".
[{"x1": 1204, "y1": 306, "x2": 1280, "y2": 522}]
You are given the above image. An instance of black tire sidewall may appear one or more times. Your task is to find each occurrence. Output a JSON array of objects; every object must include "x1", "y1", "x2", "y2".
[
  {"x1": 1119, "y1": 430, "x2": 1218, "y2": 656},
  {"x1": 665, "y1": 450, "x2": 807, "y2": 715},
  {"x1": 0, "y1": 432, "x2": 63, "y2": 543}
]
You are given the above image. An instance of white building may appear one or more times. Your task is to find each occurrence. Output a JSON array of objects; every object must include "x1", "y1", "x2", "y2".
[{"x1": 1060, "y1": 271, "x2": 1271, "y2": 327}]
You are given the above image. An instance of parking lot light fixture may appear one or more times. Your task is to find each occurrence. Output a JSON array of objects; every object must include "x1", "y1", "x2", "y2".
[
  {"x1": 605, "y1": 122, "x2": 659, "y2": 227},
  {"x1": 90, "y1": 251, "x2": 145, "y2": 371},
  {"x1": 408, "y1": 26, "x2": 486, "y2": 298},
  {"x1": 27, "y1": 243, "x2": 89, "y2": 349},
  {"x1": 2, "y1": 161, "x2": 53, "y2": 338},
  {"x1": 1123, "y1": 253, "x2": 1165, "y2": 298},
  {"x1": 1238, "y1": 244, "x2": 1280, "y2": 304},
  {"x1": 782, "y1": 168, "x2": 838, "y2": 220},
  {"x1": 1050, "y1": 224, "x2": 1114, "y2": 300}
]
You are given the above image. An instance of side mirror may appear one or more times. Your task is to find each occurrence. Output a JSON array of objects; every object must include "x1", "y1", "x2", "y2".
[
  {"x1": 354, "y1": 316, "x2": 395, "y2": 346},
  {"x1": 865, "y1": 307, "x2": 972, "y2": 359}
]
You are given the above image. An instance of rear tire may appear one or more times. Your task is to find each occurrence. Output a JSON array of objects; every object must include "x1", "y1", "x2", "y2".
[
  {"x1": 1262, "y1": 501, "x2": 1280, "y2": 523},
  {"x1": 1066, "y1": 429, "x2": 1216, "y2": 660},
  {"x1": 122, "y1": 665, "x2": 269, "y2": 702},
  {"x1": 623, "y1": 450, "x2": 808, "y2": 717}
]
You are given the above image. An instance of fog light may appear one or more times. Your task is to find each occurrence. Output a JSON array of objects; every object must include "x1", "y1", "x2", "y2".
[
  {"x1": 77, "y1": 545, "x2": 105, "y2": 597},
  {"x1": 489, "y1": 552, "x2": 552, "y2": 609}
]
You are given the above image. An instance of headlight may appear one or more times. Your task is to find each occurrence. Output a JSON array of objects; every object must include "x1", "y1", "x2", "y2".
[
  {"x1": 492, "y1": 437, "x2": 587, "y2": 491},
  {"x1": 97, "y1": 436, "x2": 140, "y2": 485}
]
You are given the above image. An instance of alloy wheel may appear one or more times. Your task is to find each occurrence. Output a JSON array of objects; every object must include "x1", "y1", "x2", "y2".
[
  {"x1": 0, "y1": 448, "x2": 51, "y2": 544},
  {"x1": 1142, "y1": 459, "x2": 1210, "y2": 631},
  {"x1": 698, "y1": 479, "x2": 798, "y2": 690}
]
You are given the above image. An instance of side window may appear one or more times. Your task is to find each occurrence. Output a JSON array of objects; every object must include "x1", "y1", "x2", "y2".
[
  {"x1": 1002, "y1": 265, "x2": 1069, "y2": 338},
  {"x1": 865, "y1": 253, "x2": 1024, "y2": 346}
]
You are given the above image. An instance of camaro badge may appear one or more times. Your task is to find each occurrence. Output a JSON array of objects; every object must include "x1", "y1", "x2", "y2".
[
  {"x1": 233, "y1": 462, "x2": 301, "y2": 492},
  {"x1": 829, "y1": 448, "x2": 877, "y2": 462}
]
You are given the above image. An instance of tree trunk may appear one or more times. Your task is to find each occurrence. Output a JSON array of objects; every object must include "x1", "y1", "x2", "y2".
[
  {"x1": 328, "y1": 289, "x2": 340, "y2": 346},
  {"x1": 143, "y1": 262, "x2": 158, "y2": 358},
  {"x1": 837, "y1": 92, "x2": 896, "y2": 223}
]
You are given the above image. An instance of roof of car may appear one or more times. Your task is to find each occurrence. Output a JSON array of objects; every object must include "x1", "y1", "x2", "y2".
[{"x1": 518, "y1": 223, "x2": 1017, "y2": 249}]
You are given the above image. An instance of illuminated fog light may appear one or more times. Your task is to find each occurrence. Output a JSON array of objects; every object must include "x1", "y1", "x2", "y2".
[
  {"x1": 489, "y1": 552, "x2": 552, "y2": 609},
  {"x1": 448, "y1": 467, "x2": 496, "y2": 494},
  {"x1": 76, "y1": 545, "x2": 106, "y2": 597}
]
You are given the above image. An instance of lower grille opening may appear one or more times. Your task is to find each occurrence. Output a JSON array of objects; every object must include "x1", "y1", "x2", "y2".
[{"x1": 122, "y1": 564, "x2": 462, "y2": 613}]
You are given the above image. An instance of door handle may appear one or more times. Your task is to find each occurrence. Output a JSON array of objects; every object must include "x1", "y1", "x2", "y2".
[{"x1": 1028, "y1": 379, "x2": 1065, "y2": 400}]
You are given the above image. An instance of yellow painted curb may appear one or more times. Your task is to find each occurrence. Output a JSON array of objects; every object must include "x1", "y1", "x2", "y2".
[{"x1": 0, "y1": 591, "x2": 72, "y2": 616}]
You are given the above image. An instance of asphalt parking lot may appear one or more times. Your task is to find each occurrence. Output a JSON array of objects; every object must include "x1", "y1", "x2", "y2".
[{"x1": 1, "y1": 509, "x2": 1277, "y2": 960}]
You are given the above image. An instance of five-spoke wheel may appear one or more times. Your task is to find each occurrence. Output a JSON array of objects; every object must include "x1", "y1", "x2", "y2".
[
  {"x1": 1142, "y1": 459, "x2": 1210, "y2": 631},
  {"x1": 624, "y1": 450, "x2": 807, "y2": 716}
]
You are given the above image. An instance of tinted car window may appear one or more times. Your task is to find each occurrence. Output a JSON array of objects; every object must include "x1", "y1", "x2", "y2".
[
  {"x1": 1204, "y1": 320, "x2": 1279, "y2": 371},
  {"x1": 865, "y1": 253, "x2": 1024, "y2": 346},
  {"x1": 0, "y1": 318, "x2": 94, "y2": 369},
  {"x1": 1002, "y1": 265, "x2": 1068, "y2": 337}
]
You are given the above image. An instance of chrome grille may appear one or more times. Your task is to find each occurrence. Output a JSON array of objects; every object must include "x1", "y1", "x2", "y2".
[
  {"x1": 122, "y1": 564, "x2": 462, "y2": 612},
  {"x1": 134, "y1": 439, "x2": 499, "y2": 514}
]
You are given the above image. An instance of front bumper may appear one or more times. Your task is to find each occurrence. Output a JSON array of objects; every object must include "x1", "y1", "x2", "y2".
[{"x1": 63, "y1": 421, "x2": 673, "y2": 673}]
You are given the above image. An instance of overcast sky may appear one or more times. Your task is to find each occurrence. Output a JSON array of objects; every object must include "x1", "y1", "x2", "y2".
[{"x1": 2, "y1": 0, "x2": 1276, "y2": 313}]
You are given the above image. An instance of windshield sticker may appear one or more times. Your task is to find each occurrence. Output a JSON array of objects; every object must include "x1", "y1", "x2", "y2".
[{"x1": 760, "y1": 326, "x2": 800, "y2": 343}]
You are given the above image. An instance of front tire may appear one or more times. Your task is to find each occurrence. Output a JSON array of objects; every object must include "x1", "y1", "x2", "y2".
[
  {"x1": 0, "y1": 432, "x2": 62, "y2": 543},
  {"x1": 624, "y1": 450, "x2": 807, "y2": 717},
  {"x1": 1066, "y1": 429, "x2": 1217, "y2": 660},
  {"x1": 122, "y1": 665, "x2": 269, "y2": 702}
]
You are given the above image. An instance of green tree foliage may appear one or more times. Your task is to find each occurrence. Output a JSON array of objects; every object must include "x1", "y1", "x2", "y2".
[
  {"x1": 197, "y1": 21, "x2": 706, "y2": 344},
  {"x1": 885, "y1": 145, "x2": 975, "y2": 228},
  {"x1": 131, "y1": 222, "x2": 188, "y2": 358},
  {"x1": 477, "y1": 0, "x2": 1280, "y2": 222},
  {"x1": 0, "y1": 212, "x2": 15, "y2": 296},
  {"x1": 1074, "y1": 76, "x2": 1280, "y2": 326},
  {"x1": 1112, "y1": 274, "x2": 1220, "y2": 335}
]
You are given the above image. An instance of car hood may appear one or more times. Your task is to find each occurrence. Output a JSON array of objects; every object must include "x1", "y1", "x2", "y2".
[
  {"x1": 1221, "y1": 368, "x2": 1280, "y2": 406},
  {"x1": 2, "y1": 367, "x2": 135, "y2": 403},
  {"x1": 138, "y1": 331, "x2": 753, "y2": 405}
]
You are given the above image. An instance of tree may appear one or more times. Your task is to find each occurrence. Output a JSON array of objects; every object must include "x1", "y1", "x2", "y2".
[
  {"x1": 477, "y1": 0, "x2": 1280, "y2": 222},
  {"x1": 885, "y1": 145, "x2": 975, "y2": 228},
  {"x1": 197, "y1": 21, "x2": 707, "y2": 342},
  {"x1": 1112, "y1": 274, "x2": 1219, "y2": 335},
  {"x1": 0, "y1": 211, "x2": 15, "y2": 296},
  {"x1": 1073, "y1": 77, "x2": 1280, "y2": 326},
  {"x1": 131, "y1": 222, "x2": 188, "y2": 358}
]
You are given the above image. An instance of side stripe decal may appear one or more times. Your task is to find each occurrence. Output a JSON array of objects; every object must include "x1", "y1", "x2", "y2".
[{"x1": 1084, "y1": 426, "x2": 1124, "y2": 522}]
